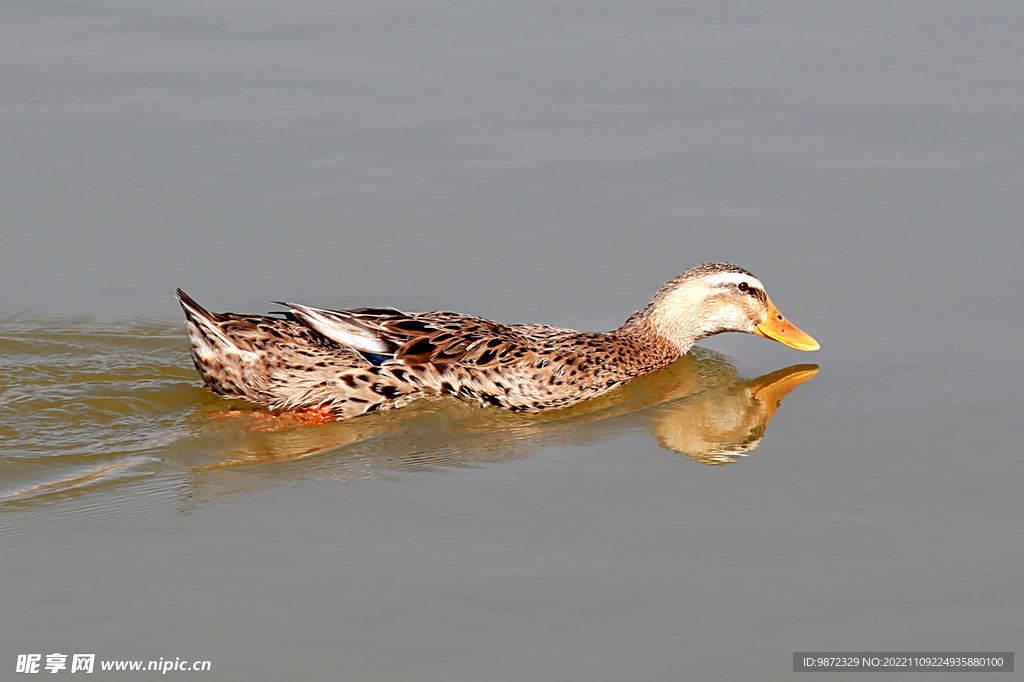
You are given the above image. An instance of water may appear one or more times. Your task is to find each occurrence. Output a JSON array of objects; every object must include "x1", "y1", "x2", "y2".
[{"x1": 2, "y1": 1, "x2": 1022, "y2": 680}]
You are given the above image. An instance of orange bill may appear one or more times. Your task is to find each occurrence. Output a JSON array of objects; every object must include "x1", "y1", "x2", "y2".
[{"x1": 753, "y1": 300, "x2": 820, "y2": 351}]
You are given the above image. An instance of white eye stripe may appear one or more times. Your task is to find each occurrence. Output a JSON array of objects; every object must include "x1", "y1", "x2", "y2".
[{"x1": 705, "y1": 273, "x2": 764, "y2": 289}]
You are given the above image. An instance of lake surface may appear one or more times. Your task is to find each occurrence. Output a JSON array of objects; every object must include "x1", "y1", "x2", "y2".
[{"x1": 2, "y1": 1, "x2": 1021, "y2": 680}]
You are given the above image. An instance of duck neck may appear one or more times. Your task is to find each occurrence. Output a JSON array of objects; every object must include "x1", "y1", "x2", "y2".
[{"x1": 616, "y1": 306, "x2": 701, "y2": 359}]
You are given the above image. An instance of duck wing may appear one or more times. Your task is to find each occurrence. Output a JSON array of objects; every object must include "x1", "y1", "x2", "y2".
[
  {"x1": 275, "y1": 303, "x2": 406, "y2": 355},
  {"x1": 275, "y1": 304, "x2": 551, "y2": 371}
]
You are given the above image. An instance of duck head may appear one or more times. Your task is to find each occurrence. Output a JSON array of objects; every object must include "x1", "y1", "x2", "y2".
[{"x1": 625, "y1": 262, "x2": 820, "y2": 354}]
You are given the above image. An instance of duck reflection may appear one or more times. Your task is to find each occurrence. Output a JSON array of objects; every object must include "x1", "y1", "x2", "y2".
[
  {"x1": 649, "y1": 362, "x2": 818, "y2": 464},
  {"x1": 0, "y1": 347, "x2": 818, "y2": 513},
  {"x1": 185, "y1": 348, "x2": 818, "y2": 488}
]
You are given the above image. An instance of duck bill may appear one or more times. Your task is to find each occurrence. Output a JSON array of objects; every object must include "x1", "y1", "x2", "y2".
[{"x1": 753, "y1": 300, "x2": 820, "y2": 351}]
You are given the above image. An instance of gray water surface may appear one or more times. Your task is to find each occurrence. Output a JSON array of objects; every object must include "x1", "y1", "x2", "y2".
[{"x1": 2, "y1": 2, "x2": 1021, "y2": 680}]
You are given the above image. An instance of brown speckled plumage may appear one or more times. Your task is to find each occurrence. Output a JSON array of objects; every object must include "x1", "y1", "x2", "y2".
[{"x1": 177, "y1": 263, "x2": 818, "y2": 420}]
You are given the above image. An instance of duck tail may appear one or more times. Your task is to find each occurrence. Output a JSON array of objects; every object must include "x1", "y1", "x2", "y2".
[
  {"x1": 175, "y1": 289, "x2": 265, "y2": 400},
  {"x1": 175, "y1": 289, "x2": 252, "y2": 353},
  {"x1": 175, "y1": 286, "x2": 234, "y2": 346}
]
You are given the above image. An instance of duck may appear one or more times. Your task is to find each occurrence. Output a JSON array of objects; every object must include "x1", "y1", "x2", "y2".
[{"x1": 176, "y1": 262, "x2": 819, "y2": 421}]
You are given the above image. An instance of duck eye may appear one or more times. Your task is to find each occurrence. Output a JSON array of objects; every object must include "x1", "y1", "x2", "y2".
[{"x1": 738, "y1": 282, "x2": 749, "y2": 291}]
